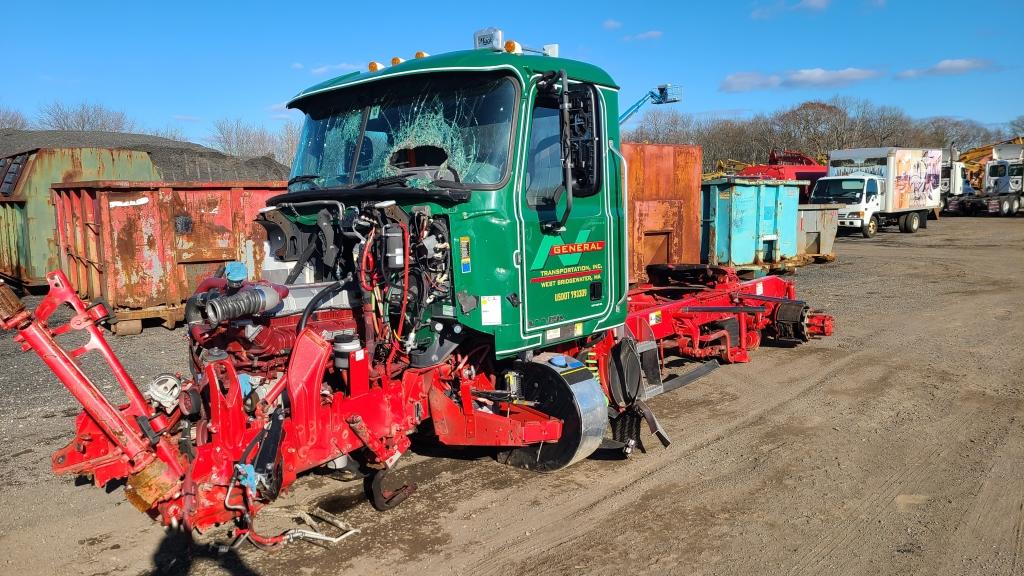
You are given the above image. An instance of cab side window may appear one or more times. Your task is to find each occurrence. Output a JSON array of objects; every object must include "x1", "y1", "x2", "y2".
[
  {"x1": 525, "y1": 99, "x2": 563, "y2": 207},
  {"x1": 866, "y1": 179, "x2": 878, "y2": 199},
  {"x1": 524, "y1": 83, "x2": 602, "y2": 209}
]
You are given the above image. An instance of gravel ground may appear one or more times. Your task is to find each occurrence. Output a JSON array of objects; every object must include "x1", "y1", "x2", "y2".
[{"x1": 0, "y1": 216, "x2": 1022, "y2": 576}]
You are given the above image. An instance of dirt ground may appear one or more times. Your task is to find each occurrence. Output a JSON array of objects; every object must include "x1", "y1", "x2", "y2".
[{"x1": 1, "y1": 216, "x2": 1022, "y2": 576}]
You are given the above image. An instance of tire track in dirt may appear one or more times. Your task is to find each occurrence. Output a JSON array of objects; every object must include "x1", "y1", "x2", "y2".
[
  {"x1": 457, "y1": 349, "x2": 874, "y2": 576},
  {"x1": 933, "y1": 403, "x2": 1024, "y2": 576}
]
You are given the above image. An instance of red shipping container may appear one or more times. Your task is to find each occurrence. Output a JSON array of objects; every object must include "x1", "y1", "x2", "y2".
[{"x1": 51, "y1": 180, "x2": 284, "y2": 334}]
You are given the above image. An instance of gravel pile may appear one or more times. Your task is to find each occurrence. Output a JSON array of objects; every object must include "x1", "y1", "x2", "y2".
[{"x1": 0, "y1": 129, "x2": 289, "y2": 182}]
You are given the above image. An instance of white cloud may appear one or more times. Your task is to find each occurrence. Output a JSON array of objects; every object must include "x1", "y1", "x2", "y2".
[
  {"x1": 751, "y1": 0, "x2": 830, "y2": 18},
  {"x1": 267, "y1": 103, "x2": 288, "y2": 112},
  {"x1": 623, "y1": 30, "x2": 662, "y2": 41},
  {"x1": 720, "y1": 72, "x2": 782, "y2": 92},
  {"x1": 603, "y1": 19, "x2": 622, "y2": 29},
  {"x1": 290, "y1": 62, "x2": 304, "y2": 70},
  {"x1": 720, "y1": 67, "x2": 878, "y2": 91},
  {"x1": 171, "y1": 114, "x2": 201, "y2": 122},
  {"x1": 782, "y1": 67, "x2": 879, "y2": 87},
  {"x1": 897, "y1": 58, "x2": 991, "y2": 79},
  {"x1": 310, "y1": 63, "x2": 360, "y2": 76}
]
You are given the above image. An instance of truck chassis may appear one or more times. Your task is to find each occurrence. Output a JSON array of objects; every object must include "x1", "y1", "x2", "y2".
[{"x1": 0, "y1": 265, "x2": 830, "y2": 547}]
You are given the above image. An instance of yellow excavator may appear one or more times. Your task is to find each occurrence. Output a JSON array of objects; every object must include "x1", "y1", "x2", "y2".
[{"x1": 702, "y1": 159, "x2": 750, "y2": 181}]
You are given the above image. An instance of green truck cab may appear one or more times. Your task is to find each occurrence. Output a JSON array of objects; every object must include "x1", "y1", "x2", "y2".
[{"x1": 278, "y1": 40, "x2": 626, "y2": 358}]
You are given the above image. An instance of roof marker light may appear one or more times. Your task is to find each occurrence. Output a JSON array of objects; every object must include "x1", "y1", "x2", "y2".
[
  {"x1": 414, "y1": 51, "x2": 429, "y2": 59},
  {"x1": 368, "y1": 61, "x2": 384, "y2": 72},
  {"x1": 391, "y1": 57, "x2": 405, "y2": 66},
  {"x1": 504, "y1": 40, "x2": 523, "y2": 55}
]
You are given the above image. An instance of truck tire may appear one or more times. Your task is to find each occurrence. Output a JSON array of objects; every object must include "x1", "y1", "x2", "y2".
[
  {"x1": 1011, "y1": 197, "x2": 1020, "y2": 216},
  {"x1": 902, "y1": 211, "x2": 920, "y2": 233},
  {"x1": 999, "y1": 198, "x2": 1011, "y2": 216},
  {"x1": 862, "y1": 216, "x2": 878, "y2": 238},
  {"x1": 897, "y1": 213, "x2": 908, "y2": 232}
]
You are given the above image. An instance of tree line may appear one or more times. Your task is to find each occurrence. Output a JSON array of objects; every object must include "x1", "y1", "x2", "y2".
[
  {"x1": 3, "y1": 97, "x2": 1021, "y2": 173},
  {"x1": 0, "y1": 102, "x2": 300, "y2": 166},
  {"x1": 626, "y1": 96, "x2": 1024, "y2": 172}
]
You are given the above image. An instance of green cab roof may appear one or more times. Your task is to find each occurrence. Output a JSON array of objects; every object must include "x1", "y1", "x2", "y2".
[{"x1": 288, "y1": 49, "x2": 618, "y2": 107}]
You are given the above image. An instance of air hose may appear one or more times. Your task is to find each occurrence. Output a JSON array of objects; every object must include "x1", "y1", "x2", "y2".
[{"x1": 206, "y1": 285, "x2": 282, "y2": 324}]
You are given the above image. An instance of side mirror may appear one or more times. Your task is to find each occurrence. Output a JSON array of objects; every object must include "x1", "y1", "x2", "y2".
[{"x1": 542, "y1": 70, "x2": 573, "y2": 234}]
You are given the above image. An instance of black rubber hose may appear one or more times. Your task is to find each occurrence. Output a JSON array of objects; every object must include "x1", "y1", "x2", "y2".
[
  {"x1": 285, "y1": 236, "x2": 320, "y2": 285},
  {"x1": 184, "y1": 293, "x2": 205, "y2": 325},
  {"x1": 206, "y1": 286, "x2": 281, "y2": 324},
  {"x1": 296, "y1": 281, "x2": 343, "y2": 334}
]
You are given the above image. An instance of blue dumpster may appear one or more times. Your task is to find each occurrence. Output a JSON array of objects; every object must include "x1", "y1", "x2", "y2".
[{"x1": 700, "y1": 178, "x2": 803, "y2": 271}]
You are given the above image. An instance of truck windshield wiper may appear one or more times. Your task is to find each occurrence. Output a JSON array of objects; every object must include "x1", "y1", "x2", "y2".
[
  {"x1": 352, "y1": 175, "x2": 410, "y2": 189},
  {"x1": 288, "y1": 174, "x2": 322, "y2": 188}
]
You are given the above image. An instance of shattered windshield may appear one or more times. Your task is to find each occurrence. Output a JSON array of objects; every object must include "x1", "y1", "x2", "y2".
[{"x1": 290, "y1": 73, "x2": 517, "y2": 191}]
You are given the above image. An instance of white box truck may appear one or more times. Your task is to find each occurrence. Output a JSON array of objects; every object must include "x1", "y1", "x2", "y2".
[
  {"x1": 808, "y1": 147, "x2": 942, "y2": 238},
  {"x1": 948, "y1": 143, "x2": 1022, "y2": 216}
]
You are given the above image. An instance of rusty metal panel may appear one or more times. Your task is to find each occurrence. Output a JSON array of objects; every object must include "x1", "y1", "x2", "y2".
[
  {"x1": 0, "y1": 148, "x2": 159, "y2": 285},
  {"x1": 51, "y1": 181, "x2": 284, "y2": 326},
  {"x1": 622, "y1": 143, "x2": 702, "y2": 283}
]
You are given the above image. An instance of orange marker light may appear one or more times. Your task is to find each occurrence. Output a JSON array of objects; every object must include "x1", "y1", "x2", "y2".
[
  {"x1": 368, "y1": 61, "x2": 384, "y2": 72},
  {"x1": 504, "y1": 40, "x2": 523, "y2": 55},
  {"x1": 391, "y1": 57, "x2": 405, "y2": 66},
  {"x1": 414, "y1": 51, "x2": 430, "y2": 59}
]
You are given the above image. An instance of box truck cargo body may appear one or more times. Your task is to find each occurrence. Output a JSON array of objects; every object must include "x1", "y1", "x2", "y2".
[{"x1": 809, "y1": 147, "x2": 941, "y2": 237}]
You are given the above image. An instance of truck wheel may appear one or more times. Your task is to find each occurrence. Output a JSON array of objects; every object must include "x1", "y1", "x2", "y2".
[
  {"x1": 903, "y1": 211, "x2": 920, "y2": 233},
  {"x1": 1011, "y1": 197, "x2": 1020, "y2": 216},
  {"x1": 999, "y1": 198, "x2": 1011, "y2": 216},
  {"x1": 897, "y1": 213, "x2": 908, "y2": 232},
  {"x1": 861, "y1": 216, "x2": 878, "y2": 238}
]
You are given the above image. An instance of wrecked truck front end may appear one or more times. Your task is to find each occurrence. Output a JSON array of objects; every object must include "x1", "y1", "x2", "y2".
[{"x1": 0, "y1": 47, "x2": 833, "y2": 550}]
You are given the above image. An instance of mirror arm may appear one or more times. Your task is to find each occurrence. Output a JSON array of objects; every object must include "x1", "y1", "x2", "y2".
[{"x1": 544, "y1": 70, "x2": 573, "y2": 234}]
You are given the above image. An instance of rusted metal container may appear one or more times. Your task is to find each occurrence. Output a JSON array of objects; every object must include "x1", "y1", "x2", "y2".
[
  {"x1": 52, "y1": 181, "x2": 285, "y2": 334},
  {"x1": 622, "y1": 142, "x2": 703, "y2": 283},
  {"x1": 797, "y1": 204, "x2": 841, "y2": 262},
  {"x1": 0, "y1": 148, "x2": 160, "y2": 285}
]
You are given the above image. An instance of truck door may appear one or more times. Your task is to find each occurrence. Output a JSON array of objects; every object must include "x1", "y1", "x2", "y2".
[{"x1": 517, "y1": 80, "x2": 613, "y2": 343}]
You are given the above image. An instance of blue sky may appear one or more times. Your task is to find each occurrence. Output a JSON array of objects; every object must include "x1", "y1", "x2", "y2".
[{"x1": 2, "y1": 0, "x2": 1020, "y2": 142}]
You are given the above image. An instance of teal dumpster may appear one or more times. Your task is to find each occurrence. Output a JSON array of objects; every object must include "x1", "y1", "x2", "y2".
[{"x1": 700, "y1": 177, "x2": 804, "y2": 271}]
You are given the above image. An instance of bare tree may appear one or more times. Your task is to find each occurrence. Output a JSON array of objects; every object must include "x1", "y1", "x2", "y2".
[
  {"x1": 1008, "y1": 115, "x2": 1024, "y2": 137},
  {"x1": 0, "y1": 105, "x2": 29, "y2": 129},
  {"x1": 860, "y1": 104, "x2": 913, "y2": 147},
  {"x1": 145, "y1": 125, "x2": 188, "y2": 142},
  {"x1": 36, "y1": 101, "x2": 138, "y2": 132},
  {"x1": 273, "y1": 120, "x2": 302, "y2": 166},
  {"x1": 209, "y1": 118, "x2": 277, "y2": 159}
]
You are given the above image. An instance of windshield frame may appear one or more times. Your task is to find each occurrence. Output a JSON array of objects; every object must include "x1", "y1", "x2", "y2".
[{"x1": 288, "y1": 70, "x2": 523, "y2": 193}]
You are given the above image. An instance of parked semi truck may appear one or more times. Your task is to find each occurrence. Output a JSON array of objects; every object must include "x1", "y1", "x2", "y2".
[
  {"x1": 0, "y1": 28, "x2": 833, "y2": 545},
  {"x1": 948, "y1": 143, "x2": 1022, "y2": 216},
  {"x1": 939, "y1": 148, "x2": 973, "y2": 212},
  {"x1": 809, "y1": 147, "x2": 941, "y2": 238}
]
